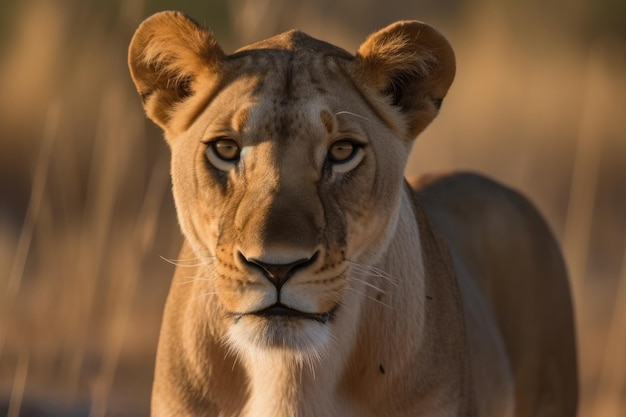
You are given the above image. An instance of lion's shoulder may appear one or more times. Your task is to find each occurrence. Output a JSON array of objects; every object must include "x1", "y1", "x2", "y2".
[
  {"x1": 409, "y1": 171, "x2": 561, "y2": 287},
  {"x1": 410, "y1": 171, "x2": 576, "y2": 415},
  {"x1": 410, "y1": 171, "x2": 548, "y2": 235}
]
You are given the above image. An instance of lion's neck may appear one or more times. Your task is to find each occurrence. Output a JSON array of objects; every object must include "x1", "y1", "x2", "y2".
[{"x1": 242, "y1": 352, "x2": 350, "y2": 417}]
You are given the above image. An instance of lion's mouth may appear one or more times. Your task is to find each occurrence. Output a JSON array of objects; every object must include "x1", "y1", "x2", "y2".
[{"x1": 234, "y1": 303, "x2": 338, "y2": 324}]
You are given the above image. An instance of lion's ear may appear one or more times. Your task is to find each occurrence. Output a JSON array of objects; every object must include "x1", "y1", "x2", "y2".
[
  {"x1": 128, "y1": 11, "x2": 225, "y2": 137},
  {"x1": 354, "y1": 21, "x2": 455, "y2": 139}
]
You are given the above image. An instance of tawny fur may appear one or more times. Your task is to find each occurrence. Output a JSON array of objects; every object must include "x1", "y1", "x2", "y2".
[{"x1": 128, "y1": 11, "x2": 578, "y2": 417}]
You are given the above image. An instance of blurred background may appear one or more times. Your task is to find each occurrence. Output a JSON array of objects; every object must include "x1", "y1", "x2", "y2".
[{"x1": 0, "y1": 0, "x2": 624, "y2": 415}]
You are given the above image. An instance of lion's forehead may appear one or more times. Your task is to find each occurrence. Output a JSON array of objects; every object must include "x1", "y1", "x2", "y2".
[
  {"x1": 243, "y1": 100, "x2": 331, "y2": 147},
  {"x1": 209, "y1": 59, "x2": 360, "y2": 148},
  {"x1": 217, "y1": 66, "x2": 364, "y2": 142},
  {"x1": 225, "y1": 45, "x2": 353, "y2": 106}
]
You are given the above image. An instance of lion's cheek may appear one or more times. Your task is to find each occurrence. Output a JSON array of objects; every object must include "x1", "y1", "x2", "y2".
[
  {"x1": 173, "y1": 202, "x2": 222, "y2": 256},
  {"x1": 344, "y1": 208, "x2": 383, "y2": 255}
]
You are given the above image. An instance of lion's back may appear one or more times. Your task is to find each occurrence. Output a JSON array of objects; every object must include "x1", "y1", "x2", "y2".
[{"x1": 411, "y1": 172, "x2": 578, "y2": 417}]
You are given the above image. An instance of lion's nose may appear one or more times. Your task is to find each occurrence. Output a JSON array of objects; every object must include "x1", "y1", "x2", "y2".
[{"x1": 239, "y1": 251, "x2": 319, "y2": 289}]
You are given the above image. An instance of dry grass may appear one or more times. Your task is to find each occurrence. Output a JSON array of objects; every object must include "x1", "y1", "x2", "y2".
[{"x1": 0, "y1": 0, "x2": 624, "y2": 415}]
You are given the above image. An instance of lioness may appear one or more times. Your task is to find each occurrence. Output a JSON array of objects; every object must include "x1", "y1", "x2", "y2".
[{"x1": 128, "y1": 11, "x2": 578, "y2": 417}]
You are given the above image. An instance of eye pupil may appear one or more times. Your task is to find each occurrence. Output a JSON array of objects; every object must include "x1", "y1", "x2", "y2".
[
  {"x1": 213, "y1": 139, "x2": 240, "y2": 161},
  {"x1": 329, "y1": 140, "x2": 356, "y2": 162}
]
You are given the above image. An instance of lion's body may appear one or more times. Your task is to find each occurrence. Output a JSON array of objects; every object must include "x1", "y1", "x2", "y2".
[
  {"x1": 128, "y1": 12, "x2": 578, "y2": 417},
  {"x1": 414, "y1": 173, "x2": 578, "y2": 416}
]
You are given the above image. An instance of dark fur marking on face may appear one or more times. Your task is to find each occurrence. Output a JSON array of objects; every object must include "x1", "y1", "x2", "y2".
[
  {"x1": 281, "y1": 53, "x2": 296, "y2": 105},
  {"x1": 140, "y1": 90, "x2": 153, "y2": 104},
  {"x1": 320, "y1": 110, "x2": 335, "y2": 134},
  {"x1": 432, "y1": 97, "x2": 443, "y2": 111}
]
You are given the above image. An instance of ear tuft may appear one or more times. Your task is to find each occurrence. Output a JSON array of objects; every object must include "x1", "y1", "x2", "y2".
[
  {"x1": 128, "y1": 11, "x2": 225, "y2": 135},
  {"x1": 355, "y1": 21, "x2": 456, "y2": 138}
]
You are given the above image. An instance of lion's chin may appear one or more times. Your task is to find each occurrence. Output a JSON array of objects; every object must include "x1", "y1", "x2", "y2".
[{"x1": 226, "y1": 314, "x2": 333, "y2": 363}]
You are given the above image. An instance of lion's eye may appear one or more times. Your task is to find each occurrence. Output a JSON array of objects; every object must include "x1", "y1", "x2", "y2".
[
  {"x1": 328, "y1": 140, "x2": 356, "y2": 162},
  {"x1": 212, "y1": 139, "x2": 240, "y2": 160},
  {"x1": 327, "y1": 139, "x2": 365, "y2": 174},
  {"x1": 205, "y1": 138, "x2": 241, "y2": 171}
]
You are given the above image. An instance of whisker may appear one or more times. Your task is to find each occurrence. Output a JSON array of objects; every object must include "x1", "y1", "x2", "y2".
[
  {"x1": 177, "y1": 276, "x2": 216, "y2": 285},
  {"x1": 344, "y1": 287, "x2": 393, "y2": 310},
  {"x1": 346, "y1": 276, "x2": 390, "y2": 295},
  {"x1": 191, "y1": 291, "x2": 220, "y2": 302},
  {"x1": 347, "y1": 260, "x2": 399, "y2": 287},
  {"x1": 219, "y1": 336, "x2": 246, "y2": 371},
  {"x1": 190, "y1": 290, "x2": 239, "y2": 304},
  {"x1": 159, "y1": 254, "x2": 216, "y2": 267},
  {"x1": 348, "y1": 263, "x2": 397, "y2": 284},
  {"x1": 160, "y1": 254, "x2": 216, "y2": 262},
  {"x1": 348, "y1": 261, "x2": 395, "y2": 280},
  {"x1": 335, "y1": 110, "x2": 371, "y2": 122}
]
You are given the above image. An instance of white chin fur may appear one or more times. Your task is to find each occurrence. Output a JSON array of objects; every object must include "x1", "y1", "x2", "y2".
[{"x1": 226, "y1": 316, "x2": 331, "y2": 365}]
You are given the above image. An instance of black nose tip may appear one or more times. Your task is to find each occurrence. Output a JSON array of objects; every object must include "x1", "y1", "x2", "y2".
[{"x1": 239, "y1": 252, "x2": 319, "y2": 289}]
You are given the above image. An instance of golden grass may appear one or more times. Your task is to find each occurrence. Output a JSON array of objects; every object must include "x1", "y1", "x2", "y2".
[{"x1": 0, "y1": 0, "x2": 624, "y2": 415}]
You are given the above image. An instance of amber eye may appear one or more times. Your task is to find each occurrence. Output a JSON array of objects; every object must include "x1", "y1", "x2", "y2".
[
  {"x1": 328, "y1": 140, "x2": 357, "y2": 162},
  {"x1": 327, "y1": 139, "x2": 365, "y2": 174},
  {"x1": 211, "y1": 139, "x2": 240, "y2": 161},
  {"x1": 205, "y1": 138, "x2": 241, "y2": 171}
]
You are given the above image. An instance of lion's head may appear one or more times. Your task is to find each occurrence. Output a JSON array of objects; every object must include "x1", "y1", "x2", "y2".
[{"x1": 129, "y1": 12, "x2": 454, "y2": 362}]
